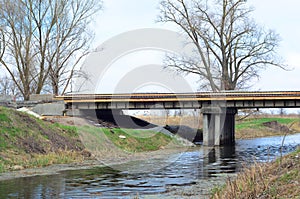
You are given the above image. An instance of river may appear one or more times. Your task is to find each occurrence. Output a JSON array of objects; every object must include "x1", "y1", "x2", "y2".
[{"x1": 0, "y1": 133, "x2": 299, "y2": 199}]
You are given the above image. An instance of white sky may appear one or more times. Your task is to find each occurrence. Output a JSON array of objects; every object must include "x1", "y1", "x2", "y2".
[{"x1": 89, "y1": 0, "x2": 300, "y2": 92}]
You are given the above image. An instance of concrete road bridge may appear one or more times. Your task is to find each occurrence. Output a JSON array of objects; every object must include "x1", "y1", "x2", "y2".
[{"x1": 57, "y1": 91, "x2": 300, "y2": 146}]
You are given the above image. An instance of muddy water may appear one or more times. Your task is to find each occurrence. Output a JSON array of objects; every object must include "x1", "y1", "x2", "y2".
[{"x1": 0, "y1": 134, "x2": 299, "y2": 199}]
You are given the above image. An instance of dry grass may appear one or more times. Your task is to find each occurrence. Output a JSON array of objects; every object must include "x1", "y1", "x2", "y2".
[
  {"x1": 235, "y1": 128, "x2": 294, "y2": 139},
  {"x1": 211, "y1": 149, "x2": 300, "y2": 199},
  {"x1": 0, "y1": 150, "x2": 85, "y2": 172},
  {"x1": 135, "y1": 115, "x2": 202, "y2": 129},
  {"x1": 137, "y1": 115, "x2": 300, "y2": 140},
  {"x1": 235, "y1": 117, "x2": 300, "y2": 139}
]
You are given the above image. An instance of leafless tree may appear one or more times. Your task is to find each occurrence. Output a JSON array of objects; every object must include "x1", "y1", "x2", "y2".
[
  {"x1": 0, "y1": 74, "x2": 21, "y2": 98},
  {"x1": 236, "y1": 108, "x2": 260, "y2": 121},
  {"x1": 278, "y1": 108, "x2": 286, "y2": 116},
  {"x1": 0, "y1": 0, "x2": 102, "y2": 100},
  {"x1": 0, "y1": 26, "x2": 4, "y2": 60},
  {"x1": 158, "y1": 0, "x2": 285, "y2": 91},
  {"x1": 0, "y1": 0, "x2": 36, "y2": 100},
  {"x1": 46, "y1": 0, "x2": 102, "y2": 95}
]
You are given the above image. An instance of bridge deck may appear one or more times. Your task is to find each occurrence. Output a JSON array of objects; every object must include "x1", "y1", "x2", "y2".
[
  {"x1": 57, "y1": 91, "x2": 300, "y2": 103},
  {"x1": 56, "y1": 91, "x2": 300, "y2": 110}
]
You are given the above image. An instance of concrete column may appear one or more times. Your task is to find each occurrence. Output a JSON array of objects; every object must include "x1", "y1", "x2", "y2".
[
  {"x1": 202, "y1": 107, "x2": 237, "y2": 146},
  {"x1": 203, "y1": 113, "x2": 215, "y2": 146},
  {"x1": 220, "y1": 108, "x2": 237, "y2": 145},
  {"x1": 202, "y1": 107, "x2": 220, "y2": 146},
  {"x1": 214, "y1": 114, "x2": 221, "y2": 146}
]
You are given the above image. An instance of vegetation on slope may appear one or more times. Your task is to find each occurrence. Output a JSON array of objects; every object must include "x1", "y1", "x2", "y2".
[
  {"x1": 211, "y1": 148, "x2": 300, "y2": 199},
  {"x1": 0, "y1": 107, "x2": 177, "y2": 173},
  {"x1": 0, "y1": 106, "x2": 87, "y2": 172},
  {"x1": 76, "y1": 125, "x2": 181, "y2": 163},
  {"x1": 235, "y1": 117, "x2": 300, "y2": 139},
  {"x1": 101, "y1": 128, "x2": 173, "y2": 152},
  {"x1": 138, "y1": 115, "x2": 300, "y2": 138}
]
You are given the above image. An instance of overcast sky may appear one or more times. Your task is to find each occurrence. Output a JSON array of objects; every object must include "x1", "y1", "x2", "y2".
[{"x1": 89, "y1": 0, "x2": 300, "y2": 92}]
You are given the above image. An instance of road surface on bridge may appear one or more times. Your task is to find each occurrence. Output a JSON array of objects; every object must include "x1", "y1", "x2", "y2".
[{"x1": 58, "y1": 91, "x2": 300, "y2": 101}]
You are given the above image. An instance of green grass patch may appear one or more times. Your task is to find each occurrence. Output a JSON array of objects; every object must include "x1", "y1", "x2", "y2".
[
  {"x1": 236, "y1": 117, "x2": 299, "y2": 130},
  {"x1": 279, "y1": 170, "x2": 299, "y2": 183},
  {"x1": 27, "y1": 151, "x2": 84, "y2": 168},
  {"x1": 0, "y1": 106, "x2": 179, "y2": 173},
  {"x1": 0, "y1": 106, "x2": 86, "y2": 172},
  {"x1": 0, "y1": 136, "x2": 8, "y2": 150},
  {"x1": 102, "y1": 128, "x2": 172, "y2": 152},
  {"x1": 49, "y1": 123, "x2": 79, "y2": 139},
  {"x1": 0, "y1": 113, "x2": 10, "y2": 122},
  {"x1": 210, "y1": 184, "x2": 226, "y2": 196},
  {"x1": 52, "y1": 123, "x2": 77, "y2": 133}
]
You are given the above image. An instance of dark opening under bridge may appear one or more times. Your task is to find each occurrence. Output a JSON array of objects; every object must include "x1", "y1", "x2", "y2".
[{"x1": 57, "y1": 91, "x2": 300, "y2": 146}]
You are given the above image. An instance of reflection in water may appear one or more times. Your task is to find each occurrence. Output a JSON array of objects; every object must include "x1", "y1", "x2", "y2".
[
  {"x1": 0, "y1": 175, "x2": 64, "y2": 199},
  {"x1": 0, "y1": 133, "x2": 299, "y2": 198}
]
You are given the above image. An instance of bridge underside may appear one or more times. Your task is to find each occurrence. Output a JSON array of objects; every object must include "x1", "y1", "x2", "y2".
[
  {"x1": 61, "y1": 92, "x2": 300, "y2": 146},
  {"x1": 67, "y1": 99, "x2": 300, "y2": 110}
]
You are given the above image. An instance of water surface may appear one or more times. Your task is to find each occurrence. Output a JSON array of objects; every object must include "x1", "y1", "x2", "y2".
[{"x1": 0, "y1": 133, "x2": 299, "y2": 198}]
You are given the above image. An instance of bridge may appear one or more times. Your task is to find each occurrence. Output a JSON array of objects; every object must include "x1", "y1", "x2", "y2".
[{"x1": 57, "y1": 91, "x2": 300, "y2": 146}]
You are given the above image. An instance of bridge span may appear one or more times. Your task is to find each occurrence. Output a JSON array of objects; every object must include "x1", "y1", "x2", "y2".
[{"x1": 57, "y1": 91, "x2": 300, "y2": 146}]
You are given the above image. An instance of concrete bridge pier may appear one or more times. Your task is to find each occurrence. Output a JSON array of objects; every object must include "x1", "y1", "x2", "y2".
[{"x1": 202, "y1": 107, "x2": 237, "y2": 146}]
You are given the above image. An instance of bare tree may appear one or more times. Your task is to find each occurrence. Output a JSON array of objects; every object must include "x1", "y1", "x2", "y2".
[
  {"x1": 0, "y1": 0, "x2": 102, "y2": 100},
  {"x1": 0, "y1": 75, "x2": 21, "y2": 99},
  {"x1": 158, "y1": 0, "x2": 285, "y2": 91},
  {"x1": 278, "y1": 108, "x2": 286, "y2": 116},
  {"x1": 0, "y1": 26, "x2": 4, "y2": 60},
  {"x1": 46, "y1": 0, "x2": 102, "y2": 95},
  {"x1": 0, "y1": 0, "x2": 52, "y2": 100}
]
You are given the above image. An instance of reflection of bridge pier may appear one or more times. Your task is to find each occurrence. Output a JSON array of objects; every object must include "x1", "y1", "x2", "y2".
[
  {"x1": 202, "y1": 146, "x2": 237, "y2": 177},
  {"x1": 58, "y1": 91, "x2": 300, "y2": 146},
  {"x1": 203, "y1": 146, "x2": 236, "y2": 165}
]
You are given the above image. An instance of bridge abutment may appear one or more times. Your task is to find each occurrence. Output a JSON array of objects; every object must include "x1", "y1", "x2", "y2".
[{"x1": 202, "y1": 107, "x2": 237, "y2": 146}]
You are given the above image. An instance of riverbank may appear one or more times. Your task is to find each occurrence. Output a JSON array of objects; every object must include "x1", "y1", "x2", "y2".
[
  {"x1": 1, "y1": 106, "x2": 299, "y2": 198},
  {"x1": 0, "y1": 147, "x2": 192, "y2": 181},
  {"x1": 1, "y1": 107, "x2": 299, "y2": 174},
  {"x1": 1, "y1": 124, "x2": 299, "y2": 198},
  {"x1": 235, "y1": 116, "x2": 300, "y2": 139},
  {"x1": 211, "y1": 147, "x2": 300, "y2": 199},
  {"x1": 138, "y1": 114, "x2": 300, "y2": 139},
  {"x1": 0, "y1": 107, "x2": 191, "y2": 174},
  {"x1": 0, "y1": 106, "x2": 88, "y2": 173},
  {"x1": 3, "y1": 135, "x2": 298, "y2": 198},
  {"x1": 0, "y1": 106, "x2": 194, "y2": 179}
]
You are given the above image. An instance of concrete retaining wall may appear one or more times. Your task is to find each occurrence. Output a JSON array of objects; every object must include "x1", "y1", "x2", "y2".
[
  {"x1": 29, "y1": 94, "x2": 54, "y2": 102},
  {"x1": 0, "y1": 95, "x2": 15, "y2": 102},
  {"x1": 32, "y1": 101, "x2": 65, "y2": 116}
]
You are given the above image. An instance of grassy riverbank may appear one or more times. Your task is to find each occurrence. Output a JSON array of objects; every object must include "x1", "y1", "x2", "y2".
[
  {"x1": 1, "y1": 106, "x2": 299, "y2": 198},
  {"x1": 211, "y1": 148, "x2": 300, "y2": 198},
  {"x1": 236, "y1": 117, "x2": 300, "y2": 139},
  {"x1": 138, "y1": 115, "x2": 300, "y2": 139},
  {"x1": 101, "y1": 128, "x2": 173, "y2": 152},
  {"x1": 0, "y1": 106, "x2": 87, "y2": 172},
  {"x1": 0, "y1": 107, "x2": 177, "y2": 173}
]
